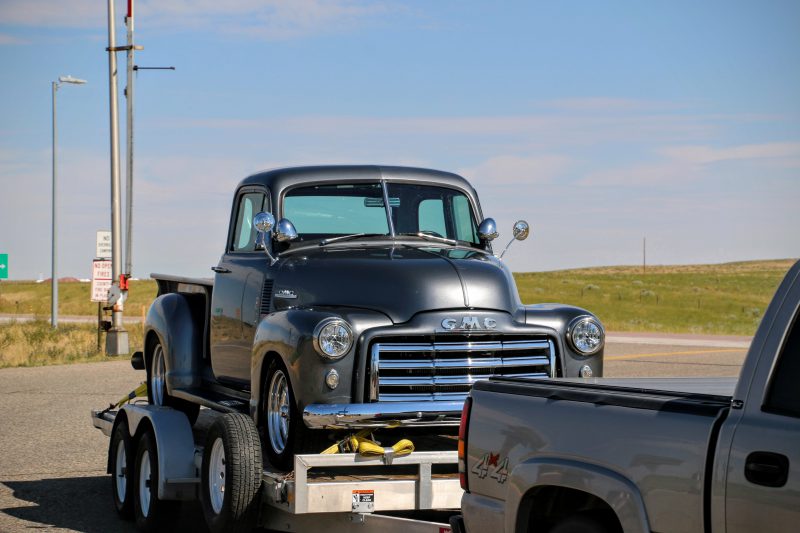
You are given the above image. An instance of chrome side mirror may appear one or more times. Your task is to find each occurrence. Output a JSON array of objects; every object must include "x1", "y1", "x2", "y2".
[
  {"x1": 512, "y1": 220, "x2": 529, "y2": 241},
  {"x1": 499, "y1": 220, "x2": 531, "y2": 259},
  {"x1": 477, "y1": 218, "x2": 499, "y2": 241},
  {"x1": 274, "y1": 218, "x2": 298, "y2": 243},
  {"x1": 254, "y1": 212, "x2": 275, "y2": 234},
  {"x1": 254, "y1": 212, "x2": 278, "y2": 264}
]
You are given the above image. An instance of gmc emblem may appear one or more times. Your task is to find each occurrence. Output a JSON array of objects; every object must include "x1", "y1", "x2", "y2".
[{"x1": 441, "y1": 317, "x2": 497, "y2": 331}]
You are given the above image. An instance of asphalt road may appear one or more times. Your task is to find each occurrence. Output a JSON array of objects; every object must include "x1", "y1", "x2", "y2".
[{"x1": 0, "y1": 334, "x2": 751, "y2": 532}]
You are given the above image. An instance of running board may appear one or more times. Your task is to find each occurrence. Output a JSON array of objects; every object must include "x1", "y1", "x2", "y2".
[{"x1": 171, "y1": 387, "x2": 250, "y2": 414}]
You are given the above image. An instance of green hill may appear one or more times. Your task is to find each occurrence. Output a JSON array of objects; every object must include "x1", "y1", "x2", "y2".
[
  {"x1": 514, "y1": 259, "x2": 795, "y2": 335},
  {"x1": 0, "y1": 258, "x2": 795, "y2": 337}
]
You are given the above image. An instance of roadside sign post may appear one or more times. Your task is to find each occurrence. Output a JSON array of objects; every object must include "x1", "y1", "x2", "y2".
[
  {"x1": 94, "y1": 231, "x2": 112, "y2": 351},
  {"x1": 0, "y1": 254, "x2": 7, "y2": 279}
]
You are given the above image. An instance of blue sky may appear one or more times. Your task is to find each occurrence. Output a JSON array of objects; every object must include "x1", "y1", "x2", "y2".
[{"x1": 0, "y1": 0, "x2": 798, "y2": 280}]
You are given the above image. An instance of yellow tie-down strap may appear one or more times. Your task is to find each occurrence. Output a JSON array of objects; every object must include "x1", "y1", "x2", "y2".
[
  {"x1": 321, "y1": 427, "x2": 415, "y2": 464},
  {"x1": 116, "y1": 382, "x2": 148, "y2": 407}
]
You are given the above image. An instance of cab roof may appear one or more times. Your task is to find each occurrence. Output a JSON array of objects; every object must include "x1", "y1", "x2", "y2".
[{"x1": 237, "y1": 165, "x2": 478, "y2": 196}]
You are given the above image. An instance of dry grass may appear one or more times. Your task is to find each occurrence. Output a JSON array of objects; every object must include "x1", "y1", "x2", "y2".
[
  {"x1": 0, "y1": 320, "x2": 145, "y2": 369},
  {"x1": 0, "y1": 279, "x2": 158, "y2": 317}
]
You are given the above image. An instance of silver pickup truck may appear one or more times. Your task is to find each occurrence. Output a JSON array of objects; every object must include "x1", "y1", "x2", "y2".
[{"x1": 453, "y1": 260, "x2": 800, "y2": 533}]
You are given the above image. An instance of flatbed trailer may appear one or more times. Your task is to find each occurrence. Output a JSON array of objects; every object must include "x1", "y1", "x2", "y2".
[{"x1": 92, "y1": 403, "x2": 460, "y2": 532}]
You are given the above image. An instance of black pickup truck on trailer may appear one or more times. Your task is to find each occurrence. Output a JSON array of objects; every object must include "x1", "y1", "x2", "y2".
[{"x1": 138, "y1": 165, "x2": 606, "y2": 467}]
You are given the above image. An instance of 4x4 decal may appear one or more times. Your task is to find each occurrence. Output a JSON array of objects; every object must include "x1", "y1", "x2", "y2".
[{"x1": 472, "y1": 452, "x2": 509, "y2": 484}]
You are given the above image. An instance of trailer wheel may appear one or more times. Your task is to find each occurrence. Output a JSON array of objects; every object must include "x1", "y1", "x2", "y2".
[
  {"x1": 148, "y1": 340, "x2": 200, "y2": 426},
  {"x1": 110, "y1": 421, "x2": 134, "y2": 520},
  {"x1": 201, "y1": 413, "x2": 262, "y2": 533},
  {"x1": 134, "y1": 430, "x2": 176, "y2": 531}
]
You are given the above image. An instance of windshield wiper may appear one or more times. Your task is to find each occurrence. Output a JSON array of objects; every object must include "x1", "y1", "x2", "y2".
[
  {"x1": 398, "y1": 232, "x2": 458, "y2": 246},
  {"x1": 319, "y1": 233, "x2": 387, "y2": 246}
]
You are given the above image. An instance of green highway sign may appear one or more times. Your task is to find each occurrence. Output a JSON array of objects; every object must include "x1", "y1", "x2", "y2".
[{"x1": 0, "y1": 254, "x2": 7, "y2": 279}]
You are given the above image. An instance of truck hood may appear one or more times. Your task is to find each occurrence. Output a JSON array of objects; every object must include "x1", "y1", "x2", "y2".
[{"x1": 273, "y1": 244, "x2": 521, "y2": 323}]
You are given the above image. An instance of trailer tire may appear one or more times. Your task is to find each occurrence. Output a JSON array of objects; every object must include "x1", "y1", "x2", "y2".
[
  {"x1": 201, "y1": 413, "x2": 263, "y2": 533},
  {"x1": 110, "y1": 421, "x2": 134, "y2": 520},
  {"x1": 134, "y1": 430, "x2": 176, "y2": 531},
  {"x1": 147, "y1": 340, "x2": 200, "y2": 426}
]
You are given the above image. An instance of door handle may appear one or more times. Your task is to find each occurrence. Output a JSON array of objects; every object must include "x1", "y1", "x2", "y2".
[
  {"x1": 745, "y1": 451, "x2": 789, "y2": 487},
  {"x1": 211, "y1": 266, "x2": 231, "y2": 274}
]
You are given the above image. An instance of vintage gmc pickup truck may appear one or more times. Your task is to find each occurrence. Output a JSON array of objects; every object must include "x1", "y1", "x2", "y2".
[
  {"x1": 454, "y1": 260, "x2": 800, "y2": 533},
  {"x1": 136, "y1": 165, "x2": 606, "y2": 469}
]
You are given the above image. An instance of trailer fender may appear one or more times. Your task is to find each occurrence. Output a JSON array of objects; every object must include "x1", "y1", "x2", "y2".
[
  {"x1": 145, "y1": 293, "x2": 202, "y2": 391},
  {"x1": 121, "y1": 404, "x2": 198, "y2": 501}
]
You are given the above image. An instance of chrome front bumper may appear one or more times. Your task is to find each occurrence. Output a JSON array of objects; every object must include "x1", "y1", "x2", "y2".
[{"x1": 302, "y1": 400, "x2": 465, "y2": 429}]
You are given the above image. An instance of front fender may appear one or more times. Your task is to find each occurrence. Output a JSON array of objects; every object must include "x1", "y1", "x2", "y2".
[
  {"x1": 249, "y1": 308, "x2": 392, "y2": 426},
  {"x1": 524, "y1": 304, "x2": 604, "y2": 377},
  {"x1": 144, "y1": 293, "x2": 202, "y2": 391},
  {"x1": 505, "y1": 457, "x2": 650, "y2": 533}
]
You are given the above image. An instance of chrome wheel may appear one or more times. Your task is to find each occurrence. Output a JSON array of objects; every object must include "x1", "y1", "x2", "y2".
[
  {"x1": 267, "y1": 369, "x2": 290, "y2": 454},
  {"x1": 208, "y1": 437, "x2": 226, "y2": 514},
  {"x1": 150, "y1": 344, "x2": 166, "y2": 406},
  {"x1": 115, "y1": 438, "x2": 127, "y2": 502},
  {"x1": 138, "y1": 450, "x2": 151, "y2": 518}
]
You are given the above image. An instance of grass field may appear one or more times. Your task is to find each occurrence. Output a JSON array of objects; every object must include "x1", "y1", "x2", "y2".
[
  {"x1": 0, "y1": 279, "x2": 158, "y2": 318},
  {"x1": 0, "y1": 259, "x2": 795, "y2": 367},
  {"x1": 514, "y1": 259, "x2": 795, "y2": 335}
]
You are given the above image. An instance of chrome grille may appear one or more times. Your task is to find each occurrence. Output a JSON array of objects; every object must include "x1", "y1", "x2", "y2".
[{"x1": 370, "y1": 338, "x2": 556, "y2": 402}]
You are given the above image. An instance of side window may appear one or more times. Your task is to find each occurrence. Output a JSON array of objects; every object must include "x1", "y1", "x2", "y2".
[
  {"x1": 231, "y1": 192, "x2": 265, "y2": 252},
  {"x1": 764, "y1": 309, "x2": 800, "y2": 417},
  {"x1": 418, "y1": 199, "x2": 446, "y2": 236}
]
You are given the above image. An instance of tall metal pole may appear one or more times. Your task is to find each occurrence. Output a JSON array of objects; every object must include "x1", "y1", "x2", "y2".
[
  {"x1": 51, "y1": 81, "x2": 58, "y2": 328},
  {"x1": 125, "y1": 0, "x2": 135, "y2": 277},
  {"x1": 106, "y1": 0, "x2": 129, "y2": 355}
]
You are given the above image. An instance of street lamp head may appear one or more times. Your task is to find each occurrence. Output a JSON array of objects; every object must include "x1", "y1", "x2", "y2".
[{"x1": 58, "y1": 75, "x2": 87, "y2": 85}]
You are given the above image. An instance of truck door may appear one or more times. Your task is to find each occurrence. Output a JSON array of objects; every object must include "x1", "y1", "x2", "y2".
[
  {"x1": 723, "y1": 288, "x2": 800, "y2": 531},
  {"x1": 210, "y1": 188, "x2": 272, "y2": 388}
]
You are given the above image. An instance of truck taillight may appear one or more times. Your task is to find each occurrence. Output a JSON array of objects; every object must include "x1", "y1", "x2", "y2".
[{"x1": 458, "y1": 396, "x2": 472, "y2": 492}]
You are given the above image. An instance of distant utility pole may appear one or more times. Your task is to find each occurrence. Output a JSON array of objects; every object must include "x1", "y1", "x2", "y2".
[
  {"x1": 51, "y1": 75, "x2": 87, "y2": 329},
  {"x1": 124, "y1": 0, "x2": 138, "y2": 279},
  {"x1": 643, "y1": 237, "x2": 646, "y2": 274},
  {"x1": 105, "y1": 0, "x2": 128, "y2": 355}
]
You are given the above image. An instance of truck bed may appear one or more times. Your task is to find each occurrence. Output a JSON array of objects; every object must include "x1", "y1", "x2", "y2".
[{"x1": 467, "y1": 377, "x2": 732, "y2": 532}]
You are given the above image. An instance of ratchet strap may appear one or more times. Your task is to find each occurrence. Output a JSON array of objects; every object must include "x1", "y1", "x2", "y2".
[
  {"x1": 321, "y1": 428, "x2": 415, "y2": 464},
  {"x1": 99, "y1": 382, "x2": 148, "y2": 416}
]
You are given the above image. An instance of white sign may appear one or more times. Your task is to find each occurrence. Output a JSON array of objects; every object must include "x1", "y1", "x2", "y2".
[
  {"x1": 96, "y1": 230, "x2": 112, "y2": 259},
  {"x1": 91, "y1": 260, "x2": 113, "y2": 302}
]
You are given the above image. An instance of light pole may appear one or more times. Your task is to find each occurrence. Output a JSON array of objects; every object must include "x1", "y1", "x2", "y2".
[{"x1": 51, "y1": 75, "x2": 87, "y2": 329}]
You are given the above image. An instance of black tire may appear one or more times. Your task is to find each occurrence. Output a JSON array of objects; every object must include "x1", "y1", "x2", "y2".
[
  {"x1": 134, "y1": 431, "x2": 176, "y2": 531},
  {"x1": 110, "y1": 421, "x2": 134, "y2": 520},
  {"x1": 548, "y1": 514, "x2": 610, "y2": 533},
  {"x1": 147, "y1": 340, "x2": 200, "y2": 426},
  {"x1": 261, "y1": 359, "x2": 327, "y2": 470},
  {"x1": 201, "y1": 413, "x2": 263, "y2": 533}
]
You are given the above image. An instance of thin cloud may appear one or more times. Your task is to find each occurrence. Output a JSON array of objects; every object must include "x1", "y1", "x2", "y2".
[
  {"x1": 543, "y1": 97, "x2": 686, "y2": 113},
  {"x1": 0, "y1": 0, "x2": 399, "y2": 40},
  {"x1": 660, "y1": 141, "x2": 800, "y2": 165},
  {"x1": 458, "y1": 154, "x2": 570, "y2": 186},
  {"x1": 0, "y1": 33, "x2": 28, "y2": 45}
]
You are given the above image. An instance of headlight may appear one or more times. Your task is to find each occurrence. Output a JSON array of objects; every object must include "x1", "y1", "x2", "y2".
[
  {"x1": 313, "y1": 318, "x2": 353, "y2": 359},
  {"x1": 567, "y1": 316, "x2": 604, "y2": 355}
]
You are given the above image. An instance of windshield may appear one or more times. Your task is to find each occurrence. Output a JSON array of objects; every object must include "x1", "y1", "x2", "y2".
[{"x1": 282, "y1": 181, "x2": 480, "y2": 245}]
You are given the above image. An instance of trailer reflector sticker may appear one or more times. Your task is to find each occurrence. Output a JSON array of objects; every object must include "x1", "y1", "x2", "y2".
[{"x1": 352, "y1": 490, "x2": 375, "y2": 513}]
